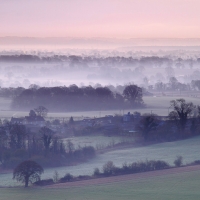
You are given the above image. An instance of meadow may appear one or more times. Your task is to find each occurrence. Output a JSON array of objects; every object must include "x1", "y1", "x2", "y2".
[{"x1": 1, "y1": 167, "x2": 200, "y2": 200}]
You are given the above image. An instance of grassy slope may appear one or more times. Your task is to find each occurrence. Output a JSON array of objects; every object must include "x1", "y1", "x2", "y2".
[
  {"x1": 1, "y1": 168, "x2": 200, "y2": 200},
  {"x1": 1, "y1": 135, "x2": 200, "y2": 187}
]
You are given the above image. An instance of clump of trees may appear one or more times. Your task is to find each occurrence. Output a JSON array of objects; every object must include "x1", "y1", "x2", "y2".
[
  {"x1": 11, "y1": 84, "x2": 144, "y2": 111},
  {"x1": 0, "y1": 123, "x2": 96, "y2": 169},
  {"x1": 136, "y1": 99, "x2": 200, "y2": 142}
]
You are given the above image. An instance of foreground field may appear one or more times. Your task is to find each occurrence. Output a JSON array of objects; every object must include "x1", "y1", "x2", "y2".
[
  {"x1": 1, "y1": 135, "x2": 200, "y2": 187},
  {"x1": 1, "y1": 165, "x2": 200, "y2": 200}
]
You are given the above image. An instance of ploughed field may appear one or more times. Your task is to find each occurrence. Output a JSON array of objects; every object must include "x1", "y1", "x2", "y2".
[
  {"x1": 1, "y1": 165, "x2": 200, "y2": 200},
  {"x1": 1, "y1": 135, "x2": 200, "y2": 187}
]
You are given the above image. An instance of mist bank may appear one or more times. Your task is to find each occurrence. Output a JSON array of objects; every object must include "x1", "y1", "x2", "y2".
[{"x1": 0, "y1": 50, "x2": 200, "y2": 88}]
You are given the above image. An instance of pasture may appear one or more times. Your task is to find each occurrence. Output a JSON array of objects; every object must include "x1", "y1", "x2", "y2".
[
  {"x1": 0, "y1": 95, "x2": 200, "y2": 119},
  {"x1": 1, "y1": 135, "x2": 200, "y2": 187},
  {"x1": 1, "y1": 166, "x2": 200, "y2": 200}
]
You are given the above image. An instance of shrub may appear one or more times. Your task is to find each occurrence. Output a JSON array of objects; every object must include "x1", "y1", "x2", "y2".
[
  {"x1": 152, "y1": 160, "x2": 170, "y2": 170},
  {"x1": 93, "y1": 167, "x2": 100, "y2": 176},
  {"x1": 122, "y1": 162, "x2": 132, "y2": 174},
  {"x1": 102, "y1": 161, "x2": 116, "y2": 176},
  {"x1": 189, "y1": 160, "x2": 200, "y2": 165},
  {"x1": 60, "y1": 173, "x2": 73, "y2": 182},
  {"x1": 34, "y1": 179, "x2": 54, "y2": 186},
  {"x1": 174, "y1": 156, "x2": 183, "y2": 167}
]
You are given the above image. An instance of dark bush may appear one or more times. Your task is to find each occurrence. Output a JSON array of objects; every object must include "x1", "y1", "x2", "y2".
[
  {"x1": 93, "y1": 167, "x2": 100, "y2": 176},
  {"x1": 60, "y1": 173, "x2": 73, "y2": 182},
  {"x1": 153, "y1": 160, "x2": 170, "y2": 170},
  {"x1": 102, "y1": 161, "x2": 116, "y2": 176},
  {"x1": 34, "y1": 179, "x2": 54, "y2": 186},
  {"x1": 189, "y1": 160, "x2": 200, "y2": 165},
  {"x1": 82, "y1": 146, "x2": 96, "y2": 159},
  {"x1": 174, "y1": 156, "x2": 183, "y2": 167}
]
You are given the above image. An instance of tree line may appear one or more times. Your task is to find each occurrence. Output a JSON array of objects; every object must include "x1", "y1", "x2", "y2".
[
  {"x1": 11, "y1": 84, "x2": 143, "y2": 111},
  {"x1": 0, "y1": 123, "x2": 95, "y2": 169}
]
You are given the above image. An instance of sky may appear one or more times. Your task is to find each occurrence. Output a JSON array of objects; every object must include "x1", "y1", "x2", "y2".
[{"x1": 1, "y1": 0, "x2": 200, "y2": 38}]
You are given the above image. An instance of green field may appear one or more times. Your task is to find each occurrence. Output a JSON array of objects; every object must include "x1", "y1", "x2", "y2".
[
  {"x1": 1, "y1": 168, "x2": 200, "y2": 200},
  {"x1": 1, "y1": 135, "x2": 200, "y2": 187}
]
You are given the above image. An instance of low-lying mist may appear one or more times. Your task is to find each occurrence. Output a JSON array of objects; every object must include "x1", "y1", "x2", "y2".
[{"x1": 0, "y1": 46, "x2": 200, "y2": 89}]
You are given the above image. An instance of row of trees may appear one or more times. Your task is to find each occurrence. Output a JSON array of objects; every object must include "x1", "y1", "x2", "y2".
[
  {"x1": 11, "y1": 84, "x2": 143, "y2": 111},
  {"x1": 0, "y1": 123, "x2": 95, "y2": 169},
  {"x1": 0, "y1": 54, "x2": 198, "y2": 69}
]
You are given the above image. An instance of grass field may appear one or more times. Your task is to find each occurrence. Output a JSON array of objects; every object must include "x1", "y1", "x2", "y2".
[
  {"x1": 1, "y1": 135, "x2": 200, "y2": 187},
  {"x1": 0, "y1": 95, "x2": 199, "y2": 118},
  {"x1": 1, "y1": 167, "x2": 200, "y2": 200}
]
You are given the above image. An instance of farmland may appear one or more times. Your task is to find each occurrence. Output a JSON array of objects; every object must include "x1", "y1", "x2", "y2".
[
  {"x1": 1, "y1": 165, "x2": 200, "y2": 200},
  {"x1": 0, "y1": 95, "x2": 200, "y2": 119},
  {"x1": 0, "y1": 94, "x2": 200, "y2": 187},
  {"x1": 1, "y1": 135, "x2": 200, "y2": 187}
]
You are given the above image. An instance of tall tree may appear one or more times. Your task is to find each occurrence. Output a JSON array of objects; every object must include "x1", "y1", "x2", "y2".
[
  {"x1": 137, "y1": 113, "x2": 159, "y2": 141},
  {"x1": 34, "y1": 106, "x2": 48, "y2": 117},
  {"x1": 13, "y1": 160, "x2": 44, "y2": 187},
  {"x1": 123, "y1": 85, "x2": 143, "y2": 107},
  {"x1": 40, "y1": 127, "x2": 53, "y2": 156},
  {"x1": 169, "y1": 99, "x2": 195, "y2": 135}
]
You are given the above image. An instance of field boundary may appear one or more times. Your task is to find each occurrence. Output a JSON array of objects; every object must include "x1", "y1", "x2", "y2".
[{"x1": 45, "y1": 165, "x2": 200, "y2": 189}]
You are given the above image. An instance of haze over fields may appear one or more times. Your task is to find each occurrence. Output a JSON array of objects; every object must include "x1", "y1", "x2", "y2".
[{"x1": 1, "y1": 1, "x2": 200, "y2": 198}]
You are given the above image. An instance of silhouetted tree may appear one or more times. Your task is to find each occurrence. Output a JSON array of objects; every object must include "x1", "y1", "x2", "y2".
[
  {"x1": 137, "y1": 113, "x2": 159, "y2": 141},
  {"x1": 123, "y1": 85, "x2": 143, "y2": 107},
  {"x1": 169, "y1": 99, "x2": 195, "y2": 135},
  {"x1": 13, "y1": 160, "x2": 44, "y2": 187},
  {"x1": 40, "y1": 127, "x2": 54, "y2": 156},
  {"x1": 9, "y1": 124, "x2": 26, "y2": 150},
  {"x1": 69, "y1": 117, "x2": 74, "y2": 125},
  {"x1": 34, "y1": 106, "x2": 48, "y2": 117},
  {"x1": 29, "y1": 110, "x2": 36, "y2": 117}
]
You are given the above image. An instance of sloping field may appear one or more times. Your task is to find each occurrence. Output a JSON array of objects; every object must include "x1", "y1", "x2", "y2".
[
  {"x1": 1, "y1": 135, "x2": 200, "y2": 187},
  {"x1": 1, "y1": 165, "x2": 200, "y2": 200}
]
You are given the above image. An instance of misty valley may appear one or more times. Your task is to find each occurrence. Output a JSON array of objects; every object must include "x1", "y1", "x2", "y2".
[{"x1": 0, "y1": 47, "x2": 200, "y2": 191}]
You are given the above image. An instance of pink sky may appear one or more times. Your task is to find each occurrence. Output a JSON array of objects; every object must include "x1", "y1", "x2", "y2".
[{"x1": 1, "y1": 0, "x2": 200, "y2": 38}]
